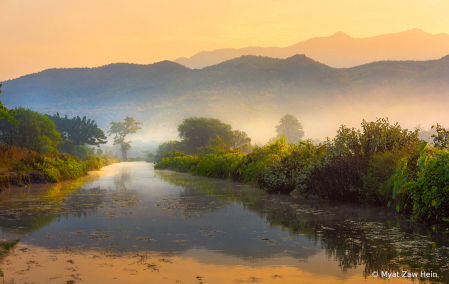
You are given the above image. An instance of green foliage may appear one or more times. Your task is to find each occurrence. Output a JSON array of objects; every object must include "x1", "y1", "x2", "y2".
[
  {"x1": 154, "y1": 140, "x2": 186, "y2": 163},
  {"x1": 0, "y1": 84, "x2": 19, "y2": 126},
  {"x1": 108, "y1": 117, "x2": 142, "y2": 159},
  {"x1": 0, "y1": 108, "x2": 61, "y2": 155},
  {"x1": 71, "y1": 145, "x2": 94, "y2": 160},
  {"x1": 11, "y1": 151, "x2": 117, "y2": 182},
  {"x1": 257, "y1": 140, "x2": 320, "y2": 192},
  {"x1": 155, "y1": 154, "x2": 201, "y2": 172},
  {"x1": 178, "y1": 117, "x2": 233, "y2": 154},
  {"x1": 154, "y1": 117, "x2": 446, "y2": 226},
  {"x1": 305, "y1": 118, "x2": 420, "y2": 201},
  {"x1": 197, "y1": 135, "x2": 228, "y2": 155},
  {"x1": 362, "y1": 149, "x2": 412, "y2": 204},
  {"x1": 431, "y1": 123, "x2": 449, "y2": 149},
  {"x1": 46, "y1": 113, "x2": 107, "y2": 147},
  {"x1": 231, "y1": 130, "x2": 252, "y2": 153},
  {"x1": 275, "y1": 114, "x2": 304, "y2": 143},
  {"x1": 392, "y1": 143, "x2": 449, "y2": 224}
]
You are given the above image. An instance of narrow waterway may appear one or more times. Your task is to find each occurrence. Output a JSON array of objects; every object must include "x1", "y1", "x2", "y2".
[{"x1": 0, "y1": 162, "x2": 448, "y2": 283}]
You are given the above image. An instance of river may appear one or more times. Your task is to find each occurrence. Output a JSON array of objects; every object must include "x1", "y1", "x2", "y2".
[{"x1": 0, "y1": 162, "x2": 448, "y2": 283}]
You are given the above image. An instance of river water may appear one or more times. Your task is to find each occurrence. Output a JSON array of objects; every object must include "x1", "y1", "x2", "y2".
[{"x1": 0, "y1": 162, "x2": 448, "y2": 283}]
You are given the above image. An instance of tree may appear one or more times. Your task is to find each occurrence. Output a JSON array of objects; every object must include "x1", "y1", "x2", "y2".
[
  {"x1": 178, "y1": 117, "x2": 233, "y2": 154},
  {"x1": 46, "y1": 113, "x2": 107, "y2": 147},
  {"x1": 431, "y1": 123, "x2": 449, "y2": 148},
  {"x1": 0, "y1": 84, "x2": 19, "y2": 126},
  {"x1": 108, "y1": 117, "x2": 142, "y2": 159},
  {"x1": 154, "y1": 140, "x2": 186, "y2": 162},
  {"x1": 275, "y1": 114, "x2": 304, "y2": 143},
  {"x1": 232, "y1": 130, "x2": 252, "y2": 153},
  {"x1": 0, "y1": 108, "x2": 60, "y2": 154}
]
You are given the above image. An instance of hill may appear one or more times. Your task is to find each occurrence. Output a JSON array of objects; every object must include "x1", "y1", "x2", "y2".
[
  {"x1": 2, "y1": 54, "x2": 449, "y2": 143},
  {"x1": 175, "y1": 29, "x2": 449, "y2": 69}
]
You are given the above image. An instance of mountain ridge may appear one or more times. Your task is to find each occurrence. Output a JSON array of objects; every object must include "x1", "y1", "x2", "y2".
[
  {"x1": 2, "y1": 54, "x2": 449, "y2": 142},
  {"x1": 174, "y1": 29, "x2": 449, "y2": 69}
]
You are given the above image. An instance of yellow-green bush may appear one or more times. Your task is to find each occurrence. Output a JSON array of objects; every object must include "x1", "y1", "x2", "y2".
[{"x1": 10, "y1": 151, "x2": 117, "y2": 182}]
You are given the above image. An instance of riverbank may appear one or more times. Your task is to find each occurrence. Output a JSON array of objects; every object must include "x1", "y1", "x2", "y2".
[
  {"x1": 154, "y1": 137, "x2": 449, "y2": 226},
  {"x1": 0, "y1": 145, "x2": 120, "y2": 191}
]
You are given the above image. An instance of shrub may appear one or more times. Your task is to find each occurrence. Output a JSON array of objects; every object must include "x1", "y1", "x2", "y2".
[
  {"x1": 305, "y1": 118, "x2": 420, "y2": 201},
  {"x1": 257, "y1": 140, "x2": 320, "y2": 192},
  {"x1": 393, "y1": 143, "x2": 449, "y2": 224},
  {"x1": 0, "y1": 145, "x2": 29, "y2": 168}
]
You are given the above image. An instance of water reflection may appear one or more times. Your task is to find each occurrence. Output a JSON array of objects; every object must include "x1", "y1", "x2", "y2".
[{"x1": 0, "y1": 162, "x2": 447, "y2": 283}]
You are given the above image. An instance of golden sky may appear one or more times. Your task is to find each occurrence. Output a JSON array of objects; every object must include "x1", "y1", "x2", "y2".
[{"x1": 1, "y1": 0, "x2": 449, "y2": 81}]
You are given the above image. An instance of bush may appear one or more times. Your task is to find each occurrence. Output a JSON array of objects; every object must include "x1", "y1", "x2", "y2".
[
  {"x1": 0, "y1": 145, "x2": 29, "y2": 168},
  {"x1": 155, "y1": 154, "x2": 200, "y2": 172},
  {"x1": 10, "y1": 150, "x2": 118, "y2": 182},
  {"x1": 361, "y1": 149, "x2": 411, "y2": 204},
  {"x1": 305, "y1": 118, "x2": 420, "y2": 201},
  {"x1": 257, "y1": 140, "x2": 320, "y2": 192},
  {"x1": 393, "y1": 143, "x2": 449, "y2": 224}
]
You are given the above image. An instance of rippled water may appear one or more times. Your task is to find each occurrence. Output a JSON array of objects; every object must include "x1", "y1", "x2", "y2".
[{"x1": 0, "y1": 162, "x2": 448, "y2": 283}]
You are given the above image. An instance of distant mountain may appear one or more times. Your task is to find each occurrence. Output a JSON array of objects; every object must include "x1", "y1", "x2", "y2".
[
  {"x1": 175, "y1": 29, "x2": 449, "y2": 69},
  {"x1": 2, "y1": 54, "x2": 449, "y2": 142}
]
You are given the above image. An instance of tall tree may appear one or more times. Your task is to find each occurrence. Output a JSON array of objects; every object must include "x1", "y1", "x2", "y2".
[
  {"x1": 0, "y1": 84, "x2": 19, "y2": 126},
  {"x1": 275, "y1": 114, "x2": 304, "y2": 143},
  {"x1": 0, "y1": 108, "x2": 60, "y2": 154},
  {"x1": 177, "y1": 117, "x2": 233, "y2": 154},
  {"x1": 108, "y1": 117, "x2": 142, "y2": 159},
  {"x1": 232, "y1": 130, "x2": 252, "y2": 153},
  {"x1": 46, "y1": 113, "x2": 107, "y2": 146}
]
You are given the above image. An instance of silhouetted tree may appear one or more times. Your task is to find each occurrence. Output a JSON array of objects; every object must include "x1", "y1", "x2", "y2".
[
  {"x1": 108, "y1": 117, "x2": 142, "y2": 159},
  {"x1": 275, "y1": 114, "x2": 304, "y2": 143},
  {"x1": 232, "y1": 130, "x2": 252, "y2": 153},
  {"x1": 46, "y1": 113, "x2": 107, "y2": 147},
  {"x1": 178, "y1": 117, "x2": 233, "y2": 154}
]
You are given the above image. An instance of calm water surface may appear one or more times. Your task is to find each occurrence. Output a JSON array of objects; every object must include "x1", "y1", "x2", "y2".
[{"x1": 0, "y1": 162, "x2": 448, "y2": 283}]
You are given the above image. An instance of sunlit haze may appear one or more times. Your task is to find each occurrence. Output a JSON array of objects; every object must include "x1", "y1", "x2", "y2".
[{"x1": 2, "y1": 0, "x2": 449, "y2": 81}]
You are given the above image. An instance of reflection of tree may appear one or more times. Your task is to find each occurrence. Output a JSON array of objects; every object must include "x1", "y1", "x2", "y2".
[
  {"x1": 113, "y1": 171, "x2": 132, "y2": 191},
  {"x1": 0, "y1": 239, "x2": 20, "y2": 277},
  {"x1": 0, "y1": 179, "x2": 105, "y2": 235},
  {"x1": 154, "y1": 170, "x2": 449, "y2": 283},
  {"x1": 156, "y1": 170, "x2": 266, "y2": 213}
]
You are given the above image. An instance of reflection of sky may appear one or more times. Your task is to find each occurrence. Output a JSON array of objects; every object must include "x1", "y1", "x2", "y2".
[
  {"x1": 1, "y1": 162, "x2": 448, "y2": 283},
  {"x1": 3, "y1": 162, "x2": 319, "y2": 262}
]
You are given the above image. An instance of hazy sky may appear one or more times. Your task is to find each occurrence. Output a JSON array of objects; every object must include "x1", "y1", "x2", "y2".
[{"x1": 1, "y1": 0, "x2": 449, "y2": 81}]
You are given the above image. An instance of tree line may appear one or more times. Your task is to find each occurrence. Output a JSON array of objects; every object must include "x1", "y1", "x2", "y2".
[
  {"x1": 153, "y1": 114, "x2": 304, "y2": 162},
  {"x1": 0, "y1": 84, "x2": 142, "y2": 159}
]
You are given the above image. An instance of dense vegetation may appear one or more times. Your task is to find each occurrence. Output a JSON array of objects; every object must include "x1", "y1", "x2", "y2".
[
  {"x1": 152, "y1": 117, "x2": 253, "y2": 162},
  {"x1": 0, "y1": 145, "x2": 118, "y2": 182},
  {"x1": 0, "y1": 108, "x2": 61, "y2": 154},
  {"x1": 46, "y1": 113, "x2": 107, "y2": 150},
  {"x1": 0, "y1": 86, "x2": 119, "y2": 184},
  {"x1": 155, "y1": 117, "x2": 449, "y2": 225},
  {"x1": 0, "y1": 84, "x2": 18, "y2": 126}
]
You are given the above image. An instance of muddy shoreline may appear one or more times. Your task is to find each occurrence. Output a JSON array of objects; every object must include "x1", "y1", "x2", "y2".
[{"x1": 0, "y1": 170, "x2": 51, "y2": 191}]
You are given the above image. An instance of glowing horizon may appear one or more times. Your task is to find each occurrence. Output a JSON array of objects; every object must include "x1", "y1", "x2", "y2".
[{"x1": 1, "y1": 0, "x2": 449, "y2": 81}]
